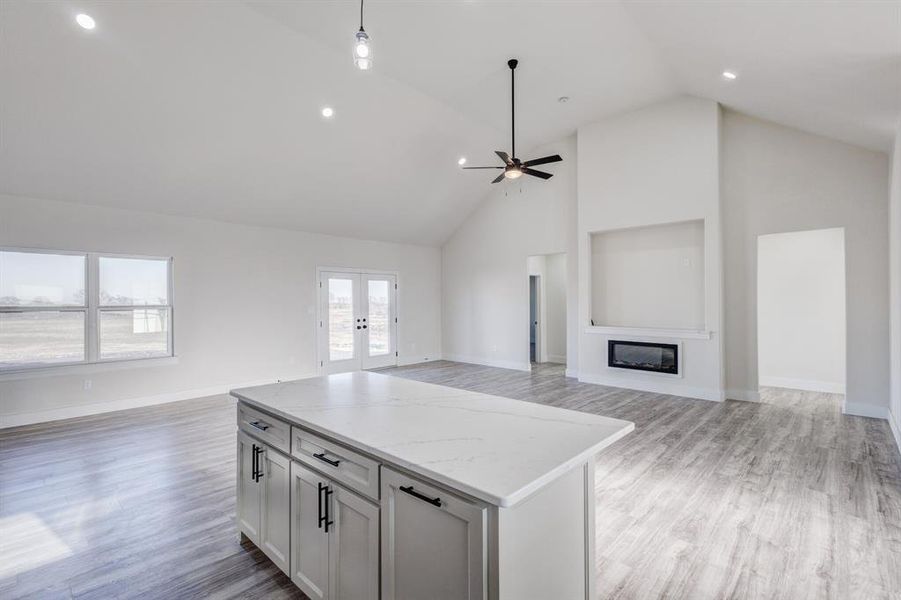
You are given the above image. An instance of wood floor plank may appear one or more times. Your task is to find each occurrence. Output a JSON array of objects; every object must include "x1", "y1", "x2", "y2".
[{"x1": 1, "y1": 362, "x2": 899, "y2": 599}]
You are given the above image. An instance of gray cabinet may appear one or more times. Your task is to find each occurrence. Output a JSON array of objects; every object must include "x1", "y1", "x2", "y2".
[
  {"x1": 260, "y1": 446, "x2": 291, "y2": 574},
  {"x1": 291, "y1": 462, "x2": 379, "y2": 600},
  {"x1": 380, "y1": 466, "x2": 488, "y2": 600},
  {"x1": 236, "y1": 430, "x2": 261, "y2": 545},
  {"x1": 236, "y1": 430, "x2": 290, "y2": 575}
]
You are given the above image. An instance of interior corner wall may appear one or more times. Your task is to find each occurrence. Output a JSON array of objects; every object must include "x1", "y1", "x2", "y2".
[
  {"x1": 576, "y1": 96, "x2": 725, "y2": 401},
  {"x1": 721, "y1": 111, "x2": 890, "y2": 417},
  {"x1": 441, "y1": 136, "x2": 578, "y2": 373},
  {"x1": 889, "y1": 123, "x2": 901, "y2": 448},
  {"x1": 0, "y1": 194, "x2": 443, "y2": 427}
]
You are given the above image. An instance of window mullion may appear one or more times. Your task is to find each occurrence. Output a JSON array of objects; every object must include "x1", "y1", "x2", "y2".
[{"x1": 87, "y1": 253, "x2": 99, "y2": 362}]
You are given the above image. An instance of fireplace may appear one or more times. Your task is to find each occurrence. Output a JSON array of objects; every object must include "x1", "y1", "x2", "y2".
[{"x1": 608, "y1": 340, "x2": 678, "y2": 375}]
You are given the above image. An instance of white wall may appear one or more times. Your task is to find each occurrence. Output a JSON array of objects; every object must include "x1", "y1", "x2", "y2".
[
  {"x1": 591, "y1": 220, "x2": 705, "y2": 330},
  {"x1": 577, "y1": 97, "x2": 725, "y2": 401},
  {"x1": 545, "y1": 253, "x2": 567, "y2": 364},
  {"x1": 889, "y1": 124, "x2": 901, "y2": 449},
  {"x1": 757, "y1": 228, "x2": 846, "y2": 394},
  {"x1": 722, "y1": 111, "x2": 890, "y2": 418},
  {"x1": 442, "y1": 136, "x2": 578, "y2": 373},
  {"x1": 0, "y1": 194, "x2": 442, "y2": 427}
]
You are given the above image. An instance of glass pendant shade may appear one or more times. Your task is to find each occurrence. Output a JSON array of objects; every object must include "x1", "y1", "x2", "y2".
[{"x1": 354, "y1": 30, "x2": 372, "y2": 70}]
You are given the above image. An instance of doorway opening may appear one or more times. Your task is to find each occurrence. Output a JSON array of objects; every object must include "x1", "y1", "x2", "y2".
[
  {"x1": 756, "y1": 228, "x2": 846, "y2": 404},
  {"x1": 527, "y1": 253, "x2": 567, "y2": 368},
  {"x1": 318, "y1": 269, "x2": 397, "y2": 374}
]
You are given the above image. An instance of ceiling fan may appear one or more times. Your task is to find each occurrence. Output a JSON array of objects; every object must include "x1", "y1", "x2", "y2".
[{"x1": 463, "y1": 59, "x2": 563, "y2": 184}]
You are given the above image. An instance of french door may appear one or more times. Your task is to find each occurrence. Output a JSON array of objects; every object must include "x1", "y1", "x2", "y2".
[{"x1": 319, "y1": 271, "x2": 397, "y2": 374}]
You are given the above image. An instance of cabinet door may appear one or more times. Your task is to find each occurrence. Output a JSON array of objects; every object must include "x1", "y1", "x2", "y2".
[
  {"x1": 236, "y1": 430, "x2": 261, "y2": 545},
  {"x1": 329, "y1": 484, "x2": 379, "y2": 600},
  {"x1": 381, "y1": 467, "x2": 487, "y2": 600},
  {"x1": 260, "y1": 446, "x2": 291, "y2": 575},
  {"x1": 291, "y1": 462, "x2": 330, "y2": 600}
]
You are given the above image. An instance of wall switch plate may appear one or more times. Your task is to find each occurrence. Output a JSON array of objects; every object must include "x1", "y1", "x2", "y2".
[{"x1": 83, "y1": 379, "x2": 92, "y2": 391}]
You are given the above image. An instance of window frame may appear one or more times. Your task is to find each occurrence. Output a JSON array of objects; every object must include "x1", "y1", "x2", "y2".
[{"x1": 0, "y1": 247, "x2": 174, "y2": 373}]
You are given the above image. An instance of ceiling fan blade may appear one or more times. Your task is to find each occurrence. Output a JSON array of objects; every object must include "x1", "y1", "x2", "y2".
[
  {"x1": 491, "y1": 173, "x2": 506, "y2": 184},
  {"x1": 522, "y1": 167, "x2": 553, "y2": 180},
  {"x1": 495, "y1": 151, "x2": 512, "y2": 165},
  {"x1": 462, "y1": 166, "x2": 504, "y2": 169},
  {"x1": 523, "y1": 154, "x2": 562, "y2": 167}
]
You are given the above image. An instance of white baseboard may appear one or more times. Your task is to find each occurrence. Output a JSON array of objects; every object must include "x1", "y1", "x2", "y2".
[
  {"x1": 843, "y1": 401, "x2": 889, "y2": 420},
  {"x1": 442, "y1": 354, "x2": 531, "y2": 372},
  {"x1": 726, "y1": 389, "x2": 762, "y2": 402},
  {"x1": 578, "y1": 372, "x2": 723, "y2": 402},
  {"x1": 759, "y1": 376, "x2": 845, "y2": 394},
  {"x1": 397, "y1": 355, "x2": 442, "y2": 367},
  {"x1": 889, "y1": 410, "x2": 901, "y2": 455},
  {"x1": 565, "y1": 368, "x2": 578, "y2": 378},
  {"x1": 547, "y1": 354, "x2": 567, "y2": 365},
  {"x1": 0, "y1": 376, "x2": 291, "y2": 429}
]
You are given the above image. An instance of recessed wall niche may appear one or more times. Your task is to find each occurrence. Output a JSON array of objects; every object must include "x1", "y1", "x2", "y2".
[{"x1": 590, "y1": 219, "x2": 705, "y2": 330}]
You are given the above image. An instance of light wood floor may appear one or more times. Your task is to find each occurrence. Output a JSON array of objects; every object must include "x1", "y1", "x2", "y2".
[{"x1": 1, "y1": 361, "x2": 899, "y2": 599}]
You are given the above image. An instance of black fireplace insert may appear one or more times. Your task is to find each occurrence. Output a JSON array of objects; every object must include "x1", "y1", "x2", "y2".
[{"x1": 607, "y1": 340, "x2": 678, "y2": 375}]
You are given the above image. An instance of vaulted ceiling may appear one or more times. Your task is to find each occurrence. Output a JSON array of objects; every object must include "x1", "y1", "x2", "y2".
[{"x1": 1, "y1": 1, "x2": 899, "y2": 246}]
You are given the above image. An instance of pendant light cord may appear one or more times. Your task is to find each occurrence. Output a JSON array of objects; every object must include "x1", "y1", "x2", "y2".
[{"x1": 359, "y1": 0, "x2": 365, "y2": 32}]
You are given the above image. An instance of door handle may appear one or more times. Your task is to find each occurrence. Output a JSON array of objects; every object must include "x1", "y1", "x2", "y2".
[
  {"x1": 313, "y1": 452, "x2": 341, "y2": 467},
  {"x1": 399, "y1": 485, "x2": 441, "y2": 507},
  {"x1": 318, "y1": 482, "x2": 326, "y2": 529},
  {"x1": 253, "y1": 447, "x2": 265, "y2": 482},
  {"x1": 323, "y1": 486, "x2": 334, "y2": 533}
]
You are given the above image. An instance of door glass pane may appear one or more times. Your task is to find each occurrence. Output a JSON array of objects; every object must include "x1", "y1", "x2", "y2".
[
  {"x1": 368, "y1": 280, "x2": 390, "y2": 357},
  {"x1": 0, "y1": 311, "x2": 85, "y2": 367},
  {"x1": 0, "y1": 251, "x2": 86, "y2": 307},
  {"x1": 99, "y1": 257, "x2": 169, "y2": 306},
  {"x1": 328, "y1": 278, "x2": 354, "y2": 361},
  {"x1": 99, "y1": 308, "x2": 170, "y2": 360}
]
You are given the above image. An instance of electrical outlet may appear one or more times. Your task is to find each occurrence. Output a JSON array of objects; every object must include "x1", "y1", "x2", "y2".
[{"x1": 83, "y1": 379, "x2": 92, "y2": 391}]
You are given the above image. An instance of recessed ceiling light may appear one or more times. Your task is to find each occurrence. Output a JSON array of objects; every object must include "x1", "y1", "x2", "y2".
[
  {"x1": 457, "y1": 157, "x2": 467, "y2": 166},
  {"x1": 321, "y1": 106, "x2": 334, "y2": 118},
  {"x1": 76, "y1": 13, "x2": 96, "y2": 30},
  {"x1": 722, "y1": 70, "x2": 737, "y2": 80},
  {"x1": 558, "y1": 96, "x2": 570, "y2": 103}
]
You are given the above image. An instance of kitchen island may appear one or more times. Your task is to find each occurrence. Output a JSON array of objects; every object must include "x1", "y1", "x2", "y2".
[{"x1": 231, "y1": 371, "x2": 633, "y2": 599}]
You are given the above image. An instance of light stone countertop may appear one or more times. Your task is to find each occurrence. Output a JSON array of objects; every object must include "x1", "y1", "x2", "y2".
[{"x1": 231, "y1": 371, "x2": 634, "y2": 507}]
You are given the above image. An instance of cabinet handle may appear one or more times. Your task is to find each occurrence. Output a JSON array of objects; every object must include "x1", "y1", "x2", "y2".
[
  {"x1": 313, "y1": 452, "x2": 341, "y2": 467},
  {"x1": 249, "y1": 420, "x2": 269, "y2": 432},
  {"x1": 253, "y1": 447, "x2": 265, "y2": 482},
  {"x1": 399, "y1": 485, "x2": 441, "y2": 507},
  {"x1": 324, "y1": 486, "x2": 334, "y2": 533},
  {"x1": 251, "y1": 443, "x2": 259, "y2": 481},
  {"x1": 318, "y1": 482, "x2": 326, "y2": 530}
]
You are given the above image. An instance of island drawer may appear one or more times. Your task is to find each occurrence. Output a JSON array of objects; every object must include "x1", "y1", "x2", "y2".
[
  {"x1": 291, "y1": 426, "x2": 380, "y2": 501},
  {"x1": 238, "y1": 402, "x2": 290, "y2": 454}
]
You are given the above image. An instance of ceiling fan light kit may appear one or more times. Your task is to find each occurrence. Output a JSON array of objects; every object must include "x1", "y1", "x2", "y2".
[{"x1": 463, "y1": 58, "x2": 563, "y2": 184}]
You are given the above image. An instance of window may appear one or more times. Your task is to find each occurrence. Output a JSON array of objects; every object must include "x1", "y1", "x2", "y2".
[{"x1": 0, "y1": 249, "x2": 173, "y2": 371}]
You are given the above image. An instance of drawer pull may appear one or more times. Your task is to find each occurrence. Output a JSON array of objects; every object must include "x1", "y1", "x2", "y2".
[
  {"x1": 400, "y1": 485, "x2": 441, "y2": 507},
  {"x1": 249, "y1": 420, "x2": 269, "y2": 432},
  {"x1": 313, "y1": 452, "x2": 341, "y2": 467}
]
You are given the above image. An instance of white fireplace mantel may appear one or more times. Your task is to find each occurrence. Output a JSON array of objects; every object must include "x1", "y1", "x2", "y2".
[{"x1": 584, "y1": 325, "x2": 712, "y2": 340}]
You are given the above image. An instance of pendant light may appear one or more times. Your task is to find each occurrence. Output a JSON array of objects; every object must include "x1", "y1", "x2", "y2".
[{"x1": 353, "y1": 0, "x2": 372, "y2": 71}]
